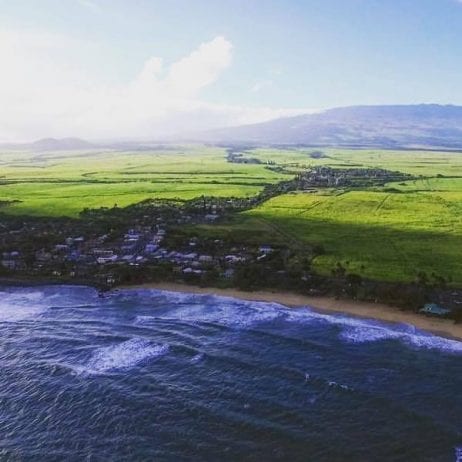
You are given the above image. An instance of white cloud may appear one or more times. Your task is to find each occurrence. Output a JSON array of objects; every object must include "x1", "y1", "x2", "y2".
[{"x1": 0, "y1": 30, "x2": 308, "y2": 141}]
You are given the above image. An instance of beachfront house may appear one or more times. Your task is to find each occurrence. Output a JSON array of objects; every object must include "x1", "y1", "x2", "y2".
[{"x1": 419, "y1": 303, "x2": 451, "y2": 317}]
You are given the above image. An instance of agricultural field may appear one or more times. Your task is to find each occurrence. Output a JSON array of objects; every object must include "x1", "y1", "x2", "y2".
[
  {"x1": 233, "y1": 147, "x2": 462, "y2": 284},
  {"x1": 245, "y1": 147, "x2": 462, "y2": 176},
  {"x1": 2, "y1": 144, "x2": 462, "y2": 285},
  {"x1": 245, "y1": 189, "x2": 462, "y2": 284},
  {"x1": 0, "y1": 146, "x2": 289, "y2": 216}
]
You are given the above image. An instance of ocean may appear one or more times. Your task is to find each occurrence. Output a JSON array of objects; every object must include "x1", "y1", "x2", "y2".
[{"x1": 0, "y1": 284, "x2": 461, "y2": 461}]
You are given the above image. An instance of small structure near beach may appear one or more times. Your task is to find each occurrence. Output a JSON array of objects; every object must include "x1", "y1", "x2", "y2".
[{"x1": 419, "y1": 303, "x2": 451, "y2": 317}]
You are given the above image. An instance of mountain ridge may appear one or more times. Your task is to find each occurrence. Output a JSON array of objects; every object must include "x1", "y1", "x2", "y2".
[
  {"x1": 194, "y1": 104, "x2": 462, "y2": 148},
  {"x1": 2, "y1": 104, "x2": 462, "y2": 149}
]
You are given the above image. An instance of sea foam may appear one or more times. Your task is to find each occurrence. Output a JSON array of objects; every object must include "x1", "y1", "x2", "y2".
[
  {"x1": 455, "y1": 446, "x2": 462, "y2": 462},
  {"x1": 0, "y1": 285, "x2": 100, "y2": 322},
  {"x1": 0, "y1": 290, "x2": 47, "y2": 322},
  {"x1": 80, "y1": 338, "x2": 169, "y2": 374},
  {"x1": 336, "y1": 320, "x2": 462, "y2": 353},
  {"x1": 141, "y1": 289, "x2": 462, "y2": 355}
]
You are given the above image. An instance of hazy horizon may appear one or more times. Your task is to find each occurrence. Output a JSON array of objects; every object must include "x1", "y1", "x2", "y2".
[{"x1": 2, "y1": 0, "x2": 462, "y2": 142}]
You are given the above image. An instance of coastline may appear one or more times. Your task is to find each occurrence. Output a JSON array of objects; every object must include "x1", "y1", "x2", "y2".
[{"x1": 119, "y1": 281, "x2": 462, "y2": 341}]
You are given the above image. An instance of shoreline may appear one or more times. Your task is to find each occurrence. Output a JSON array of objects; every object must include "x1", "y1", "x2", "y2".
[{"x1": 119, "y1": 281, "x2": 462, "y2": 341}]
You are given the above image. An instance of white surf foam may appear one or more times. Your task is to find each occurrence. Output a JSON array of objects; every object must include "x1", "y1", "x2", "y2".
[
  {"x1": 79, "y1": 338, "x2": 169, "y2": 374},
  {"x1": 129, "y1": 289, "x2": 462, "y2": 355},
  {"x1": 455, "y1": 446, "x2": 462, "y2": 462},
  {"x1": 339, "y1": 321, "x2": 462, "y2": 354},
  {"x1": 191, "y1": 353, "x2": 205, "y2": 363},
  {"x1": 0, "y1": 285, "x2": 100, "y2": 322},
  {"x1": 134, "y1": 315, "x2": 157, "y2": 325},
  {"x1": 154, "y1": 293, "x2": 289, "y2": 329},
  {"x1": 164, "y1": 302, "x2": 283, "y2": 328},
  {"x1": 0, "y1": 290, "x2": 47, "y2": 322}
]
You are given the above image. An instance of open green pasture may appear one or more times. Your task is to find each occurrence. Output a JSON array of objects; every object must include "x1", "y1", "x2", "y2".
[
  {"x1": 188, "y1": 147, "x2": 462, "y2": 284},
  {"x1": 0, "y1": 146, "x2": 288, "y2": 216},
  {"x1": 244, "y1": 189, "x2": 462, "y2": 284},
  {"x1": 245, "y1": 147, "x2": 462, "y2": 176}
]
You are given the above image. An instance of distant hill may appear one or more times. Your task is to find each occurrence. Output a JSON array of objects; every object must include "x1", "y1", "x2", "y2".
[
  {"x1": 196, "y1": 104, "x2": 462, "y2": 148},
  {"x1": 0, "y1": 137, "x2": 181, "y2": 151},
  {"x1": 0, "y1": 137, "x2": 97, "y2": 151},
  {"x1": 30, "y1": 137, "x2": 96, "y2": 151}
]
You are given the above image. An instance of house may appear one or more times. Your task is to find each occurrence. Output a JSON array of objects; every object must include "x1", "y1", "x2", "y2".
[
  {"x1": 183, "y1": 267, "x2": 203, "y2": 275},
  {"x1": 259, "y1": 245, "x2": 273, "y2": 254},
  {"x1": 124, "y1": 234, "x2": 141, "y2": 242},
  {"x1": 145, "y1": 244, "x2": 158, "y2": 253},
  {"x1": 2, "y1": 259, "x2": 18, "y2": 270},
  {"x1": 225, "y1": 255, "x2": 245, "y2": 264},
  {"x1": 106, "y1": 274, "x2": 117, "y2": 285},
  {"x1": 94, "y1": 249, "x2": 117, "y2": 256},
  {"x1": 35, "y1": 249, "x2": 52, "y2": 262},
  {"x1": 97, "y1": 255, "x2": 118, "y2": 264},
  {"x1": 419, "y1": 303, "x2": 451, "y2": 317}
]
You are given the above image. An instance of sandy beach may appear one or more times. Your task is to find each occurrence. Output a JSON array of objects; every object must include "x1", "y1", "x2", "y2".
[{"x1": 119, "y1": 282, "x2": 462, "y2": 341}]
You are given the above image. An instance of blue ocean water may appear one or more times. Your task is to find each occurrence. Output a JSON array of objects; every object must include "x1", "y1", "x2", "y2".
[{"x1": 0, "y1": 285, "x2": 461, "y2": 461}]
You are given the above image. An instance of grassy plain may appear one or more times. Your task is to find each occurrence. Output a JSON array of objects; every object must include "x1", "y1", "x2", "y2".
[
  {"x1": 247, "y1": 147, "x2": 462, "y2": 176},
  {"x1": 237, "y1": 147, "x2": 462, "y2": 284},
  {"x1": 245, "y1": 190, "x2": 462, "y2": 284},
  {"x1": 2, "y1": 144, "x2": 462, "y2": 284},
  {"x1": 0, "y1": 146, "x2": 288, "y2": 216}
]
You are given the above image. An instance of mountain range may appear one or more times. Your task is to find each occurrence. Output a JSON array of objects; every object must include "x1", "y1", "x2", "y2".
[
  {"x1": 3, "y1": 104, "x2": 462, "y2": 150},
  {"x1": 196, "y1": 104, "x2": 462, "y2": 149}
]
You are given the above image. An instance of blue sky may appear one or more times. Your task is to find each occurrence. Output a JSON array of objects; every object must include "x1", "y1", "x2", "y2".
[{"x1": 1, "y1": 0, "x2": 461, "y2": 140}]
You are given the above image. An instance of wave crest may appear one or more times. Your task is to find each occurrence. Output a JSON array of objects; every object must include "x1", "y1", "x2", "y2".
[{"x1": 79, "y1": 338, "x2": 169, "y2": 375}]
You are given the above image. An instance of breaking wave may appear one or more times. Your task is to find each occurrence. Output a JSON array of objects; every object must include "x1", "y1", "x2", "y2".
[
  {"x1": 0, "y1": 290, "x2": 48, "y2": 322},
  {"x1": 135, "y1": 290, "x2": 462, "y2": 355},
  {"x1": 77, "y1": 338, "x2": 169, "y2": 375},
  {"x1": 138, "y1": 291, "x2": 462, "y2": 355},
  {"x1": 455, "y1": 446, "x2": 462, "y2": 462},
  {"x1": 289, "y1": 308, "x2": 462, "y2": 354},
  {"x1": 0, "y1": 285, "x2": 99, "y2": 322},
  {"x1": 338, "y1": 321, "x2": 462, "y2": 353}
]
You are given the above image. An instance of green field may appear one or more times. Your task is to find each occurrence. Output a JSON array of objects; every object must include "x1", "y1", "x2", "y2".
[
  {"x1": 0, "y1": 146, "x2": 288, "y2": 216},
  {"x1": 245, "y1": 147, "x2": 462, "y2": 176},
  {"x1": 235, "y1": 147, "x2": 462, "y2": 284},
  {"x1": 2, "y1": 145, "x2": 462, "y2": 285},
  {"x1": 245, "y1": 189, "x2": 462, "y2": 284}
]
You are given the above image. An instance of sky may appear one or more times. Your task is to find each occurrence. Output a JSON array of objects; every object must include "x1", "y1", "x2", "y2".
[{"x1": 1, "y1": 0, "x2": 462, "y2": 141}]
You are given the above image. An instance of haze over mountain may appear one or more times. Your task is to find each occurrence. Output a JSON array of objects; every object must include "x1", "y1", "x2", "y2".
[
  {"x1": 3, "y1": 105, "x2": 462, "y2": 151},
  {"x1": 197, "y1": 104, "x2": 462, "y2": 149},
  {"x1": 0, "y1": 137, "x2": 96, "y2": 151}
]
